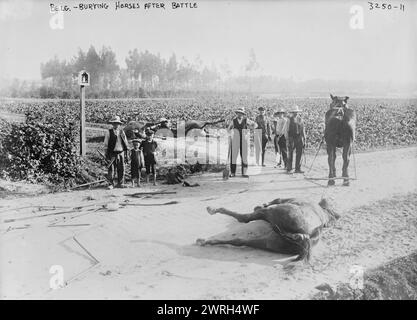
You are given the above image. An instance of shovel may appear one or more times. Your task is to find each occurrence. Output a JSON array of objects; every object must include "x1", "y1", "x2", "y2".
[{"x1": 97, "y1": 150, "x2": 116, "y2": 169}]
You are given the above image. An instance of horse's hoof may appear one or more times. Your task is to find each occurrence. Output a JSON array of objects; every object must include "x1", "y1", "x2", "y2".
[
  {"x1": 206, "y1": 206, "x2": 217, "y2": 215},
  {"x1": 343, "y1": 181, "x2": 350, "y2": 186},
  {"x1": 196, "y1": 238, "x2": 206, "y2": 246},
  {"x1": 327, "y1": 180, "x2": 335, "y2": 186}
]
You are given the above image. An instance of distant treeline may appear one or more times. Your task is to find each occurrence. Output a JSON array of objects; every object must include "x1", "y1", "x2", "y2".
[
  {"x1": 0, "y1": 45, "x2": 415, "y2": 98},
  {"x1": 1, "y1": 45, "x2": 228, "y2": 99}
]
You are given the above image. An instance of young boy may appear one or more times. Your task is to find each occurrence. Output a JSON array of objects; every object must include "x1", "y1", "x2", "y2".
[
  {"x1": 140, "y1": 129, "x2": 158, "y2": 185},
  {"x1": 130, "y1": 139, "x2": 144, "y2": 187}
]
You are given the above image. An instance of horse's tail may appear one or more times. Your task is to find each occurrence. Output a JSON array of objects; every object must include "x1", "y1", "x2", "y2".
[{"x1": 273, "y1": 224, "x2": 316, "y2": 262}]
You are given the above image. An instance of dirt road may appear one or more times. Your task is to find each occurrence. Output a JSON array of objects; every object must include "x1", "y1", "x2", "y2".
[{"x1": 0, "y1": 147, "x2": 416, "y2": 299}]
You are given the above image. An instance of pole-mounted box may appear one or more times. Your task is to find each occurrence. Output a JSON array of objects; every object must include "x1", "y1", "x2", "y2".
[{"x1": 78, "y1": 70, "x2": 90, "y2": 86}]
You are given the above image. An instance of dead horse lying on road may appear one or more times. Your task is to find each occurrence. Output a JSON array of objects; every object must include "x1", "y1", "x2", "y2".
[{"x1": 196, "y1": 198, "x2": 340, "y2": 261}]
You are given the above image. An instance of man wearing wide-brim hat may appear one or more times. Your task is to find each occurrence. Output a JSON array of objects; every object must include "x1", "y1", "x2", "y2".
[
  {"x1": 284, "y1": 105, "x2": 306, "y2": 173},
  {"x1": 103, "y1": 115, "x2": 129, "y2": 188},
  {"x1": 272, "y1": 108, "x2": 288, "y2": 168},
  {"x1": 227, "y1": 107, "x2": 257, "y2": 178}
]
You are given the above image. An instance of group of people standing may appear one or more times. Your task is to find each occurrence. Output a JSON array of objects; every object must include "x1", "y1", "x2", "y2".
[
  {"x1": 227, "y1": 105, "x2": 306, "y2": 177},
  {"x1": 103, "y1": 104, "x2": 306, "y2": 187},
  {"x1": 104, "y1": 115, "x2": 158, "y2": 188}
]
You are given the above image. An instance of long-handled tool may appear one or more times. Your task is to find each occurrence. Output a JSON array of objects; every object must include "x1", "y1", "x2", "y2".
[
  {"x1": 306, "y1": 136, "x2": 325, "y2": 175},
  {"x1": 97, "y1": 149, "x2": 116, "y2": 169},
  {"x1": 96, "y1": 149, "x2": 118, "y2": 185}
]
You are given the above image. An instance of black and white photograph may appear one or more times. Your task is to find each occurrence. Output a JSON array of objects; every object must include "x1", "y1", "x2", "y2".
[{"x1": 0, "y1": 0, "x2": 416, "y2": 303}]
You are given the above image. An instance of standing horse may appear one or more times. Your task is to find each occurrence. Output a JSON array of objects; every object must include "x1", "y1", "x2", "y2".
[{"x1": 324, "y1": 94, "x2": 356, "y2": 186}]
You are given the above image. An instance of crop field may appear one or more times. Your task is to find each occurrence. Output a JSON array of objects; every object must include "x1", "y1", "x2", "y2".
[
  {"x1": 1, "y1": 96, "x2": 416, "y2": 152},
  {"x1": 1, "y1": 96, "x2": 416, "y2": 299}
]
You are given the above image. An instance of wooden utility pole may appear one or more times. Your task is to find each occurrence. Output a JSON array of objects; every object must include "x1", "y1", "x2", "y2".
[
  {"x1": 80, "y1": 85, "x2": 86, "y2": 156},
  {"x1": 78, "y1": 70, "x2": 90, "y2": 156}
]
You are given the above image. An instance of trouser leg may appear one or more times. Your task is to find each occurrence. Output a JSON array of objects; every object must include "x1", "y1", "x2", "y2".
[
  {"x1": 274, "y1": 136, "x2": 279, "y2": 154},
  {"x1": 295, "y1": 137, "x2": 303, "y2": 171},
  {"x1": 241, "y1": 135, "x2": 248, "y2": 175},
  {"x1": 107, "y1": 155, "x2": 117, "y2": 185},
  {"x1": 230, "y1": 134, "x2": 240, "y2": 175},
  {"x1": 108, "y1": 160, "x2": 115, "y2": 186},
  {"x1": 254, "y1": 130, "x2": 261, "y2": 165},
  {"x1": 116, "y1": 153, "x2": 125, "y2": 185},
  {"x1": 261, "y1": 135, "x2": 268, "y2": 165},
  {"x1": 278, "y1": 136, "x2": 287, "y2": 167},
  {"x1": 287, "y1": 138, "x2": 294, "y2": 171},
  {"x1": 151, "y1": 164, "x2": 156, "y2": 184}
]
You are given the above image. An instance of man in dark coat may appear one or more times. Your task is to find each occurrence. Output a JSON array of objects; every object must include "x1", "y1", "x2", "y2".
[
  {"x1": 285, "y1": 105, "x2": 306, "y2": 173},
  {"x1": 103, "y1": 115, "x2": 129, "y2": 188}
]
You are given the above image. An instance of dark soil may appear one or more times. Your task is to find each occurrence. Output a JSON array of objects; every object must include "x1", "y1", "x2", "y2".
[{"x1": 313, "y1": 251, "x2": 417, "y2": 300}]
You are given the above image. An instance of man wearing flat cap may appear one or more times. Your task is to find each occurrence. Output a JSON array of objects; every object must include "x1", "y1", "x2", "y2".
[
  {"x1": 284, "y1": 105, "x2": 306, "y2": 173},
  {"x1": 103, "y1": 115, "x2": 129, "y2": 188},
  {"x1": 227, "y1": 107, "x2": 257, "y2": 178},
  {"x1": 255, "y1": 106, "x2": 271, "y2": 167}
]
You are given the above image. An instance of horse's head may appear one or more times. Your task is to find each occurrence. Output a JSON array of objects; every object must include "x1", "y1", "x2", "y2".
[
  {"x1": 329, "y1": 94, "x2": 349, "y2": 120},
  {"x1": 319, "y1": 198, "x2": 340, "y2": 222}
]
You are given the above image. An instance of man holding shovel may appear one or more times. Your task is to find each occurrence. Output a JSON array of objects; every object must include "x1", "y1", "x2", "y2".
[
  {"x1": 227, "y1": 107, "x2": 257, "y2": 178},
  {"x1": 103, "y1": 115, "x2": 129, "y2": 188}
]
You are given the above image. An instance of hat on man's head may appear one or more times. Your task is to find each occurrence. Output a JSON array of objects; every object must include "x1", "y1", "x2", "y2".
[
  {"x1": 108, "y1": 115, "x2": 123, "y2": 124},
  {"x1": 145, "y1": 128, "x2": 154, "y2": 136},
  {"x1": 131, "y1": 139, "x2": 141, "y2": 143},
  {"x1": 290, "y1": 105, "x2": 302, "y2": 113},
  {"x1": 258, "y1": 106, "x2": 265, "y2": 112},
  {"x1": 159, "y1": 117, "x2": 168, "y2": 123},
  {"x1": 235, "y1": 107, "x2": 246, "y2": 115}
]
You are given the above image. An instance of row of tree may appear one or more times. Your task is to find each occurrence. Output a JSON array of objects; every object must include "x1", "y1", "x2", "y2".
[
  {"x1": 1, "y1": 45, "x2": 414, "y2": 98},
  {"x1": 0, "y1": 46, "x2": 263, "y2": 99},
  {"x1": 38, "y1": 46, "x2": 228, "y2": 98}
]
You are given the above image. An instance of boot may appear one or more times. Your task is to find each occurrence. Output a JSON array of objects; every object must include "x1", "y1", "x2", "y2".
[
  {"x1": 230, "y1": 164, "x2": 237, "y2": 177},
  {"x1": 241, "y1": 166, "x2": 249, "y2": 178}
]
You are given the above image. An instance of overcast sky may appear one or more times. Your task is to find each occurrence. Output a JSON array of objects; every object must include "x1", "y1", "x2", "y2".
[{"x1": 1, "y1": 0, "x2": 416, "y2": 84}]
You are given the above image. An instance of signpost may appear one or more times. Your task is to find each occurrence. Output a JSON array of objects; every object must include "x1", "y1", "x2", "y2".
[{"x1": 78, "y1": 70, "x2": 90, "y2": 156}]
